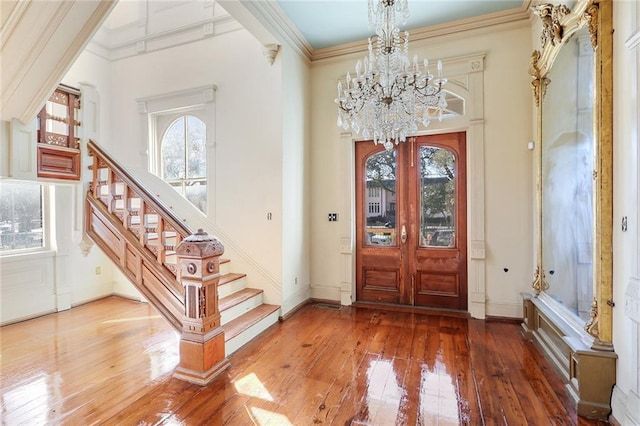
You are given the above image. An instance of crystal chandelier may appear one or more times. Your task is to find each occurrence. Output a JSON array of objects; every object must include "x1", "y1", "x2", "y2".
[{"x1": 335, "y1": 0, "x2": 448, "y2": 151}]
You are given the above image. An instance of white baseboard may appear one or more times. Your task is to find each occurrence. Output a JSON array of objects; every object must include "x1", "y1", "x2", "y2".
[
  {"x1": 309, "y1": 285, "x2": 340, "y2": 304},
  {"x1": 486, "y1": 300, "x2": 523, "y2": 318}
]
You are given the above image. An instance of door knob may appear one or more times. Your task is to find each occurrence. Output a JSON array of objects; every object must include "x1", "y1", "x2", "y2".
[{"x1": 401, "y1": 225, "x2": 407, "y2": 244}]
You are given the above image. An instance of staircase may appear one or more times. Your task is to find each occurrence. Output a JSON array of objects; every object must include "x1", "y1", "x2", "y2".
[{"x1": 85, "y1": 140, "x2": 279, "y2": 361}]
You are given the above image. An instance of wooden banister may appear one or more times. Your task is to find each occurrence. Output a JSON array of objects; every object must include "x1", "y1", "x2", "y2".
[
  {"x1": 85, "y1": 139, "x2": 228, "y2": 385},
  {"x1": 87, "y1": 139, "x2": 191, "y2": 238}
]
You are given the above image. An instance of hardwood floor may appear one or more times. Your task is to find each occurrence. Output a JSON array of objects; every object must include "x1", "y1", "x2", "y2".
[{"x1": 0, "y1": 297, "x2": 609, "y2": 425}]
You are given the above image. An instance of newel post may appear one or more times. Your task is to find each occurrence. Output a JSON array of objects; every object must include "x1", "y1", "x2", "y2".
[{"x1": 174, "y1": 229, "x2": 230, "y2": 385}]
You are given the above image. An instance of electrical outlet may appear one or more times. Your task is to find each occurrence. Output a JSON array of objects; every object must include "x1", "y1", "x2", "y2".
[
  {"x1": 328, "y1": 213, "x2": 338, "y2": 222},
  {"x1": 95, "y1": 266, "x2": 101, "y2": 275}
]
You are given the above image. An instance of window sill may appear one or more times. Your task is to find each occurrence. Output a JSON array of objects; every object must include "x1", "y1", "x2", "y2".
[{"x1": 0, "y1": 249, "x2": 55, "y2": 263}]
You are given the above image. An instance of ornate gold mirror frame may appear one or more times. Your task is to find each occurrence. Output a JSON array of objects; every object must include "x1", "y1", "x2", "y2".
[{"x1": 530, "y1": 0, "x2": 613, "y2": 350}]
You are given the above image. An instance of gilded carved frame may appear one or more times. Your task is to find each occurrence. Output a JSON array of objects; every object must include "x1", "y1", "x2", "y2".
[{"x1": 530, "y1": 0, "x2": 613, "y2": 349}]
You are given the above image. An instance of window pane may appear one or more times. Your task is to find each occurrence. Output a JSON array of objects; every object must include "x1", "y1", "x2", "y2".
[
  {"x1": 186, "y1": 115, "x2": 206, "y2": 179},
  {"x1": 162, "y1": 118, "x2": 186, "y2": 181},
  {"x1": 364, "y1": 150, "x2": 396, "y2": 246},
  {"x1": 420, "y1": 146, "x2": 456, "y2": 248},
  {"x1": 0, "y1": 182, "x2": 44, "y2": 252},
  {"x1": 185, "y1": 181, "x2": 207, "y2": 213}
]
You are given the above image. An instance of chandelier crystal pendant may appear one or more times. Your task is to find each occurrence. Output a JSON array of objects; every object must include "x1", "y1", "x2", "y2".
[{"x1": 335, "y1": 0, "x2": 448, "y2": 151}]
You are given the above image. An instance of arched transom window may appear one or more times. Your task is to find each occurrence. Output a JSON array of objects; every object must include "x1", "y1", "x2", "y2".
[{"x1": 161, "y1": 115, "x2": 207, "y2": 213}]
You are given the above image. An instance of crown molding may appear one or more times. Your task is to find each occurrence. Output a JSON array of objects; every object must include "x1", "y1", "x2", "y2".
[
  {"x1": 236, "y1": 0, "x2": 313, "y2": 61},
  {"x1": 312, "y1": 2, "x2": 531, "y2": 61}
]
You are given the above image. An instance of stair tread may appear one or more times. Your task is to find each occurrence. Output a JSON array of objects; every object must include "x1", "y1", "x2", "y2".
[
  {"x1": 222, "y1": 304, "x2": 280, "y2": 341},
  {"x1": 219, "y1": 288, "x2": 262, "y2": 311},
  {"x1": 219, "y1": 272, "x2": 246, "y2": 286}
]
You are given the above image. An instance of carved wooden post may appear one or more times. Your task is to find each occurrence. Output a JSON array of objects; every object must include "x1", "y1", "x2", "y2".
[{"x1": 174, "y1": 229, "x2": 229, "y2": 385}]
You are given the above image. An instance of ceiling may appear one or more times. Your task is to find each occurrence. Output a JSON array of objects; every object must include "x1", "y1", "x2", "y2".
[{"x1": 275, "y1": 0, "x2": 527, "y2": 50}]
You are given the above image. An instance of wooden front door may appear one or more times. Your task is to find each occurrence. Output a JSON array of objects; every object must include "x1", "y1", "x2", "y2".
[{"x1": 355, "y1": 132, "x2": 467, "y2": 310}]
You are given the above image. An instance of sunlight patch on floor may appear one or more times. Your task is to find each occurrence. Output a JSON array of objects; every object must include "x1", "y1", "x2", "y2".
[
  {"x1": 248, "y1": 406, "x2": 293, "y2": 425},
  {"x1": 234, "y1": 372, "x2": 274, "y2": 402},
  {"x1": 101, "y1": 315, "x2": 162, "y2": 324}
]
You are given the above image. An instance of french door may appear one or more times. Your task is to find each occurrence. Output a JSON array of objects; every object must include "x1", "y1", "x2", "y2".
[{"x1": 355, "y1": 132, "x2": 467, "y2": 310}]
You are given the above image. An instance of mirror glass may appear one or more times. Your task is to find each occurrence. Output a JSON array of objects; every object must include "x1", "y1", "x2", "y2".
[{"x1": 541, "y1": 25, "x2": 594, "y2": 321}]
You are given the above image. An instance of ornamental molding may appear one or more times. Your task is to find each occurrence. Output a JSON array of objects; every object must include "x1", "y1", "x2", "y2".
[
  {"x1": 583, "y1": 3, "x2": 599, "y2": 49},
  {"x1": 585, "y1": 297, "x2": 600, "y2": 337},
  {"x1": 263, "y1": 44, "x2": 280, "y2": 65},
  {"x1": 531, "y1": 265, "x2": 550, "y2": 294},
  {"x1": 532, "y1": 3, "x2": 571, "y2": 47},
  {"x1": 176, "y1": 229, "x2": 224, "y2": 258}
]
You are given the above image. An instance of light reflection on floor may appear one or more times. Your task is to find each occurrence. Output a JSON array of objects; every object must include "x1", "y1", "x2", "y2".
[
  {"x1": 248, "y1": 406, "x2": 294, "y2": 425},
  {"x1": 364, "y1": 359, "x2": 404, "y2": 424},
  {"x1": 419, "y1": 354, "x2": 460, "y2": 425},
  {"x1": 2, "y1": 372, "x2": 50, "y2": 425}
]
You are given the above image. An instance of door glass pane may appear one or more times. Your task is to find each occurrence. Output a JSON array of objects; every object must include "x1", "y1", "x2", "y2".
[
  {"x1": 365, "y1": 150, "x2": 396, "y2": 246},
  {"x1": 420, "y1": 146, "x2": 456, "y2": 248}
]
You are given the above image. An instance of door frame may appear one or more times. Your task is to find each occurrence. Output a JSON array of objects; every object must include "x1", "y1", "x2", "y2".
[{"x1": 335, "y1": 53, "x2": 488, "y2": 319}]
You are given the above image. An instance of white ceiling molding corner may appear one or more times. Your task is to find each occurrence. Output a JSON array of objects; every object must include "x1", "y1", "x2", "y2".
[{"x1": 219, "y1": 0, "x2": 313, "y2": 62}]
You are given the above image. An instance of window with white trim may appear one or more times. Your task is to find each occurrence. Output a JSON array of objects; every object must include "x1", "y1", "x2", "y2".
[
  {"x1": 139, "y1": 85, "x2": 216, "y2": 218},
  {"x1": 0, "y1": 182, "x2": 45, "y2": 253}
]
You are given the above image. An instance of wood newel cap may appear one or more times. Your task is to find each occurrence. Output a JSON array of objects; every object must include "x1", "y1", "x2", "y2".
[{"x1": 176, "y1": 229, "x2": 224, "y2": 258}]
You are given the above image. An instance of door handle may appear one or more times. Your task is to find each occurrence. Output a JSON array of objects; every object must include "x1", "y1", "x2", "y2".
[{"x1": 401, "y1": 225, "x2": 407, "y2": 244}]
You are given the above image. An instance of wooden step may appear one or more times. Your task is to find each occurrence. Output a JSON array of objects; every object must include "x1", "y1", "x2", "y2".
[
  {"x1": 218, "y1": 273, "x2": 246, "y2": 299},
  {"x1": 219, "y1": 288, "x2": 263, "y2": 324},
  {"x1": 219, "y1": 258, "x2": 230, "y2": 275},
  {"x1": 222, "y1": 304, "x2": 280, "y2": 355}
]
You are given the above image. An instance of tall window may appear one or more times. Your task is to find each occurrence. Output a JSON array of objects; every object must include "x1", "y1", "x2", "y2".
[
  {"x1": 0, "y1": 182, "x2": 45, "y2": 253},
  {"x1": 161, "y1": 115, "x2": 207, "y2": 213}
]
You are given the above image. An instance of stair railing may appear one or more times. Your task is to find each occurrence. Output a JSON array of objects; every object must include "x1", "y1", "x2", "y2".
[
  {"x1": 88, "y1": 140, "x2": 190, "y2": 277},
  {"x1": 86, "y1": 139, "x2": 229, "y2": 385}
]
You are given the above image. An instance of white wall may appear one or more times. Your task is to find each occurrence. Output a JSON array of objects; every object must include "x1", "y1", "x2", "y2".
[
  {"x1": 0, "y1": 121, "x2": 9, "y2": 177},
  {"x1": 106, "y1": 29, "x2": 285, "y2": 302},
  {"x1": 611, "y1": 0, "x2": 640, "y2": 423},
  {"x1": 0, "y1": 47, "x2": 137, "y2": 325},
  {"x1": 0, "y1": 185, "x2": 127, "y2": 325},
  {"x1": 309, "y1": 22, "x2": 534, "y2": 317},
  {"x1": 281, "y1": 44, "x2": 312, "y2": 314}
]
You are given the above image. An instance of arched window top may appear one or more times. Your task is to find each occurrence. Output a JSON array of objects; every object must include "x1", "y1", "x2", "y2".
[{"x1": 160, "y1": 114, "x2": 207, "y2": 213}]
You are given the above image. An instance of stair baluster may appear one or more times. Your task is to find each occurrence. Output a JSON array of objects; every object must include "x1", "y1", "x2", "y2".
[{"x1": 86, "y1": 140, "x2": 228, "y2": 385}]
